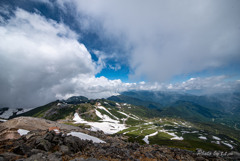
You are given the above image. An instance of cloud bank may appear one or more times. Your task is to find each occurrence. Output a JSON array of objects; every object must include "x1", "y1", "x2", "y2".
[{"x1": 56, "y1": 0, "x2": 240, "y2": 81}]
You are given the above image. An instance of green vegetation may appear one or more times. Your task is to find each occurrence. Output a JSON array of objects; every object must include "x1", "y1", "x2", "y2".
[
  {"x1": 125, "y1": 118, "x2": 145, "y2": 126},
  {"x1": 15, "y1": 101, "x2": 59, "y2": 118}
]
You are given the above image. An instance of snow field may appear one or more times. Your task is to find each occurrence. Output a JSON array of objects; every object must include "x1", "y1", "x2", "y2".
[
  {"x1": 67, "y1": 131, "x2": 105, "y2": 143},
  {"x1": 18, "y1": 129, "x2": 30, "y2": 136}
]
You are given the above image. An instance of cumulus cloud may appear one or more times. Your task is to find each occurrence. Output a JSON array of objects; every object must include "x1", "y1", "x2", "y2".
[
  {"x1": 54, "y1": 0, "x2": 240, "y2": 81},
  {"x1": 0, "y1": 8, "x2": 100, "y2": 107}
]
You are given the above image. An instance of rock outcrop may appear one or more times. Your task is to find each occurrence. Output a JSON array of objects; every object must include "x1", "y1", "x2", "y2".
[{"x1": 0, "y1": 129, "x2": 239, "y2": 161}]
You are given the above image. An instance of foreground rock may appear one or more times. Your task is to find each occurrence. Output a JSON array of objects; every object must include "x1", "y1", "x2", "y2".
[
  {"x1": 0, "y1": 117, "x2": 81, "y2": 141},
  {"x1": 0, "y1": 130, "x2": 239, "y2": 161}
]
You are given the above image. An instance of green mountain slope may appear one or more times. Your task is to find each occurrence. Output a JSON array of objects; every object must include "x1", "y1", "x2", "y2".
[
  {"x1": 12, "y1": 96, "x2": 240, "y2": 151},
  {"x1": 159, "y1": 101, "x2": 223, "y2": 122}
]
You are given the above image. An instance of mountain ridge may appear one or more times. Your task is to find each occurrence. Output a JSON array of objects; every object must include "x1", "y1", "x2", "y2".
[{"x1": 4, "y1": 95, "x2": 239, "y2": 152}]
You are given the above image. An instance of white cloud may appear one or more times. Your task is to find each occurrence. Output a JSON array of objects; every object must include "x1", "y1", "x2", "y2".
[
  {"x1": 0, "y1": 9, "x2": 98, "y2": 107},
  {"x1": 54, "y1": 0, "x2": 240, "y2": 82}
]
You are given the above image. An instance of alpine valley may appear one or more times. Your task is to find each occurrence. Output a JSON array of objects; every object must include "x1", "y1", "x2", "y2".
[{"x1": 0, "y1": 91, "x2": 240, "y2": 161}]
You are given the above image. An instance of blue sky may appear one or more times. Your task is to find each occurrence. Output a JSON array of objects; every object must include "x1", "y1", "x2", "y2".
[{"x1": 0, "y1": 0, "x2": 240, "y2": 107}]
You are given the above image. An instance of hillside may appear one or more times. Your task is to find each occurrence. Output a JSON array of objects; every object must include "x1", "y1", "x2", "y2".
[
  {"x1": 10, "y1": 96, "x2": 240, "y2": 152},
  {"x1": 108, "y1": 91, "x2": 240, "y2": 130}
]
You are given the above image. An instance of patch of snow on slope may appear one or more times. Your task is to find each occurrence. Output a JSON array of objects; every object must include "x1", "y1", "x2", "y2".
[
  {"x1": 181, "y1": 131, "x2": 190, "y2": 134},
  {"x1": 213, "y1": 136, "x2": 221, "y2": 140},
  {"x1": 144, "y1": 122, "x2": 153, "y2": 125},
  {"x1": 130, "y1": 114, "x2": 140, "y2": 120},
  {"x1": 18, "y1": 129, "x2": 30, "y2": 136},
  {"x1": 0, "y1": 119, "x2": 7, "y2": 122},
  {"x1": 199, "y1": 136, "x2": 207, "y2": 140},
  {"x1": 222, "y1": 142, "x2": 233, "y2": 149},
  {"x1": 212, "y1": 141, "x2": 220, "y2": 145},
  {"x1": 67, "y1": 132, "x2": 105, "y2": 143},
  {"x1": 88, "y1": 122, "x2": 126, "y2": 134},
  {"x1": 159, "y1": 129, "x2": 183, "y2": 140},
  {"x1": 73, "y1": 113, "x2": 126, "y2": 134},
  {"x1": 118, "y1": 111, "x2": 139, "y2": 120},
  {"x1": 96, "y1": 106, "x2": 118, "y2": 120},
  {"x1": 73, "y1": 113, "x2": 88, "y2": 123},
  {"x1": 143, "y1": 131, "x2": 158, "y2": 144},
  {"x1": 95, "y1": 110, "x2": 118, "y2": 123}
]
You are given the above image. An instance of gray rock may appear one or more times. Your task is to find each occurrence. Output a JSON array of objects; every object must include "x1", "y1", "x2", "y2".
[
  {"x1": 30, "y1": 148, "x2": 45, "y2": 155},
  {"x1": 24, "y1": 153, "x2": 48, "y2": 161},
  {"x1": 43, "y1": 131, "x2": 55, "y2": 141},
  {"x1": 64, "y1": 136, "x2": 86, "y2": 153},
  {"x1": 35, "y1": 139, "x2": 52, "y2": 151},
  {"x1": 48, "y1": 152, "x2": 63, "y2": 161},
  {"x1": 0, "y1": 152, "x2": 21, "y2": 161},
  {"x1": 60, "y1": 145, "x2": 70, "y2": 154},
  {"x1": 70, "y1": 158, "x2": 106, "y2": 161},
  {"x1": 13, "y1": 144, "x2": 31, "y2": 155},
  {"x1": 195, "y1": 156, "x2": 206, "y2": 161}
]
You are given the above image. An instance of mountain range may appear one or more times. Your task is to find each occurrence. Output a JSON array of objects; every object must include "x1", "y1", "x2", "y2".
[{"x1": 1, "y1": 91, "x2": 240, "y2": 157}]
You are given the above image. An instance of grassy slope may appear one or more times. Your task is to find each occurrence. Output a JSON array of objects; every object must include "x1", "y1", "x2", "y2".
[{"x1": 13, "y1": 101, "x2": 59, "y2": 118}]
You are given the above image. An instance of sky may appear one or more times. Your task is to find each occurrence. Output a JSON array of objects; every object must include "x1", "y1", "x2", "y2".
[{"x1": 0, "y1": 0, "x2": 240, "y2": 107}]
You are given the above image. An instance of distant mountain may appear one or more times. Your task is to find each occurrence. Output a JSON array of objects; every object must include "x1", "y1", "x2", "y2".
[
  {"x1": 121, "y1": 91, "x2": 240, "y2": 113},
  {"x1": 65, "y1": 96, "x2": 89, "y2": 104},
  {"x1": 108, "y1": 94, "x2": 163, "y2": 109},
  {"x1": 160, "y1": 101, "x2": 223, "y2": 122},
  {"x1": 107, "y1": 91, "x2": 240, "y2": 130}
]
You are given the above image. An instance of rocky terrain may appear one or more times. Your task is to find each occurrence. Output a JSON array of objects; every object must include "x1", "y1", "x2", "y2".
[{"x1": 0, "y1": 117, "x2": 240, "y2": 161}]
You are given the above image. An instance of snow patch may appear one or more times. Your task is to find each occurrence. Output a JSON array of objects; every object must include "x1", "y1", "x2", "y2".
[
  {"x1": 118, "y1": 111, "x2": 139, "y2": 120},
  {"x1": 18, "y1": 129, "x2": 30, "y2": 136},
  {"x1": 212, "y1": 136, "x2": 221, "y2": 140},
  {"x1": 143, "y1": 131, "x2": 158, "y2": 144},
  {"x1": 67, "y1": 131, "x2": 105, "y2": 143},
  {"x1": 96, "y1": 105, "x2": 118, "y2": 120},
  {"x1": 73, "y1": 113, "x2": 126, "y2": 134},
  {"x1": 73, "y1": 113, "x2": 87, "y2": 123},
  {"x1": 144, "y1": 122, "x2": 153, "y2": 125},
  {"x1": 95, "y1": 110, "x2": 118, "y2": 123},
  {"x1": 181, "y1": 131, "x2": 190, "y2": 134},
  {"x1": 222, "y1": 142, "x2": 233, "y2": 149},
  {"x1": 159, "y1": 129, "x2": 183, "y2": 140},
  {"x1": 199, "y1": 136, "x2": 207, "y2": 140}
]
